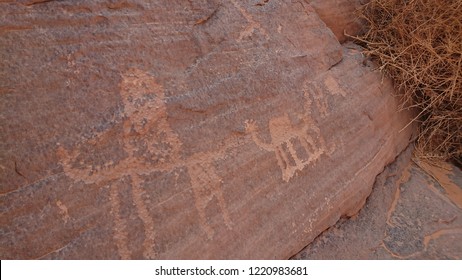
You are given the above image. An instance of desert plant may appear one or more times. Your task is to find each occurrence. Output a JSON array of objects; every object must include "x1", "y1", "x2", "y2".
[{"x1": 354, "y1": 0, "x2": 462, "y2": 165}]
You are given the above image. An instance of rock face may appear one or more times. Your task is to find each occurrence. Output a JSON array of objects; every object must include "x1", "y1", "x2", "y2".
[
  {"x1": 308, "y1": 0, "x2": 364, "y2": 42},
  {"x1": 1, "y1": 0, "x2": 413, "y2": 259},
  {"x1": 293, "y1": 146, "x2": 462, "y2": 259}
]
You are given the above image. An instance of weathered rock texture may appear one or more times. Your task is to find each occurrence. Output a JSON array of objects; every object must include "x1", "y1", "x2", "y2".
[
  {"x1": 1, "y1": 0, "x2": 412, "y2": 259},
  {"x1": 308, "y1": 0, "x2": 364, "y2": 42},
  {"x1": 293, "y1": 146, "x2": 462, "y2": 259}
]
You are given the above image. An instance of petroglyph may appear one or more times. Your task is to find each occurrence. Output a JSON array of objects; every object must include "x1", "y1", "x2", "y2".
[
  {"x1": 304, "y1": 75, "x2": 348, "y2": 117},
  {"x1": 245, "y1": 112, "x2": 326, "y2": 182},
  {"x1": 423, "y1": 228, "x2": 462, "y2": 248},
  {"x1": 186, "y1": 159, "x2": 232, "y2": 239},
  {"x1": 57, "y1": 69, "x2": 236, "y2": 258},
  {"x1": 130, "y1": 173, "x2": 157, "y2": 259},
  {"x1": 56, "y1": 200, "x2": 70, "y2": 224},
  {"x1": 108, "y1": 181, "x2": 131, "y2": 260},
  {"x1": 305, "y1": 82, "x2": 329, "y2": 117},
  {"x1": 245, "y1": 76, "x2": 340, "y2": 182},
  {"x1": 58, "y1": 69, "x2": 167, "y2": 259},
  {"x1": 120, "y1": 69, "x2": 182, "y2": 166},
  {"x1": 230, "y1": 0, "x2": 269, "y2": 41},
  {"x1": 324, "y1": 75, "x2": 347, "y2": 97}
]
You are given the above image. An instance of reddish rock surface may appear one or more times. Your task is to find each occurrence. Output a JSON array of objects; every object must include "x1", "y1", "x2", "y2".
[
  {"x1": 1, "y1": 1, "x2": 413, "y2": 259},
  {"x1": 292, "y1": 146, "x2": 462, "y2": 259},
  {"x1": 308, "y1": 0, "x2": 364, "y2": 42}
]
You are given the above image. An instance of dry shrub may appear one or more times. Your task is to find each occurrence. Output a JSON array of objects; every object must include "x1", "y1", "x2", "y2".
[{"x1": 355, "y1": 0, "x2": 462, "y2": 164}]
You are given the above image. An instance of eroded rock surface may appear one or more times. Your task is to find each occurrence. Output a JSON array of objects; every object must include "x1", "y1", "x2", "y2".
[
  {"x1": 308, "y1": 0, "x2": 364, "y2": 42},
  {"x1": 293, "y1": 146, "x2": 462, "y2": 259},
  {"x1": 1, "y1": 0, "x2": 412, "y2": 259}
]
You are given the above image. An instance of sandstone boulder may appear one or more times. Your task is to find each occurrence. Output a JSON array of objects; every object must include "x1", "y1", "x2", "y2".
[
  {"x1": 1, "y1": 0, "x2": 412, "y2": 259},
  {"x1": 308, "y1": 0, "x2": 364, "y2": 42},
  {"x1": 293, "y1": 147, "x2": 462, "y2": 259}
]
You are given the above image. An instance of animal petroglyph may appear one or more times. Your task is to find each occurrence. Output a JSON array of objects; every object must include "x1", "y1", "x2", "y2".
[
  {"x1": 304, "y1": 75, "x2": 348, "y2": 117},
  {"x1": 245, "y1": 111, "x2": 326, "y2": 182},
  {"x1": 245, "y1": 76, "x2": 341, "y2": 182},
  {"x1": 230, "y1": 0, "x2": 269, "y2": 41},
  {"x1": 57, "y1": 69, "x2": 234, "y2": 258},
  {"x1": 306, "y1": 82, "x2": 329, "y2": 117}
]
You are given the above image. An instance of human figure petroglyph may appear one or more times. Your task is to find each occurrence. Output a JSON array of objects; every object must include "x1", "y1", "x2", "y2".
[
  {"x1": 57, "y1": 69, "x2": 234, "y2": 258},
  {"x1": 108, "y1": 180, "x2": 131, "y2": 260},
  {"x1": 119, "y1": 69, "x2": 182, "y2": 165},
  {"x1": 58, "y1": 69, "x2": 169, "y2": 259},
  {"x1": 186, "y1": 159, "x2": 232, "y2": 239}
]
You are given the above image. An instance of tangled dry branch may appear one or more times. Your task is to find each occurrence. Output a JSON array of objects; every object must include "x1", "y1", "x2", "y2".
[{"x1": 355, "y1": 0, "x2": 462, "y2": 164}]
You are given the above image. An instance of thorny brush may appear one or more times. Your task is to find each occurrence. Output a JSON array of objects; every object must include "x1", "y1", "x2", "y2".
[{"x1": 352, "y1": 0, "x2": 462, "y2": 166}]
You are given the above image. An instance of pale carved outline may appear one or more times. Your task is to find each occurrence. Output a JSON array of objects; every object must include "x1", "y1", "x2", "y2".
[
  {"x1": 57, "y1": 69, "x2": 233, "y2": 259},
  {"x1": 229, "y1": 0, "x2": 269, "y2": 41},
  {"x1": 244, "y1": 74, "x2": 345, "y2": 182}
]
